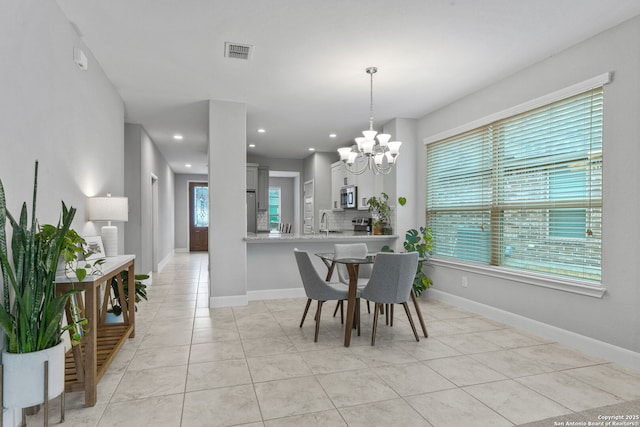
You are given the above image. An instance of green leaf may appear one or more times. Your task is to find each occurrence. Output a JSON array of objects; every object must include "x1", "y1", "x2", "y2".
[
  {"x1": 75, "y1": 268, "x2": 87, "y2": 282},
  {"x1": 398, "y1": 196, "x2": 406, "y2": 206}
]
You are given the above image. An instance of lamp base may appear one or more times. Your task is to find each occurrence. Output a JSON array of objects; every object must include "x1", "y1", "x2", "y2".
[{"x1": 101, "y1": 225, "x2": 118, "y2": 257}]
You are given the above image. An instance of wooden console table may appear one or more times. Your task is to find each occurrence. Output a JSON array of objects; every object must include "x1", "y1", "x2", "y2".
[{"x1": 55, "y1": 255, "x2": 136, "y2": 407}]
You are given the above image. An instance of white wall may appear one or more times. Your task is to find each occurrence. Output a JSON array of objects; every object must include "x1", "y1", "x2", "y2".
[
  {"x1": 416, "y1": 16, "x2": 640, "y2": 354},
  {"x1": 174, "y1": 173, "x2": 208, "y2": 249},
  {"x1": 1, "y1": 0, "x2": 124, "y2": 424},
  {"x1": 124, "y1": 123, "x2": 175, "y2": 273},
  {"x1": 209, "y1": 100, "x2": 247, "y2": 305}
]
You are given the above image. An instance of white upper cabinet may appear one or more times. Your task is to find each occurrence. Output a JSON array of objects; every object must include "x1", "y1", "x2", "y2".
[{"x1": 331, "y1": 162, "x2": 345, "y2": 210}]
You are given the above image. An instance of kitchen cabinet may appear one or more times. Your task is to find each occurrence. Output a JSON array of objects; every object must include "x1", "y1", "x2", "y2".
[
  {"x1": 257, "y1": 166, "x2": 269, "y2": 210},
  {"x1": 331, "y1": 162, "x2": 345, "y2": 211},
  {"x1": 246, "y1": 164, "x2": 258, "y2": 191}
]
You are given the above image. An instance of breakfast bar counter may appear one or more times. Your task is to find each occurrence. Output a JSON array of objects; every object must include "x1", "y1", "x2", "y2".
[
  {"x1": 245, "y1": 232, "x2": 398, "y2": 298},
  {"x1": 245, "y1": 231, "x2": 398, "y2": 243}
]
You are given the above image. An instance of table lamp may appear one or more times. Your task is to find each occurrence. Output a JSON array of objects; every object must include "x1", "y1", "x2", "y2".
[{"x1": 87, "y1": 193, "x2": 128, "y2": 257}]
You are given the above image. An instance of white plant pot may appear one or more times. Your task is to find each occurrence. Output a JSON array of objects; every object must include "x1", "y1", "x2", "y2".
[{"x1": 2, "y1": 341, "x2": 65, "y2": 408}]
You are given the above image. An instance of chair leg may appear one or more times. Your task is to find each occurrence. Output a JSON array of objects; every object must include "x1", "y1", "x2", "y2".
[
  {"x1": 356, "y1": 298, "x2": 361, "y2": 336},
  {"x1": 367, "y1": 300, "x2": 370, "y2": 313},
  {"x1": 402, "y1": 302, "x2": 420, "y2": 342},
  {"x1": 371, "y1": 303, "x2": 380, "y2": 346},
  {"x1": 390, "y1": 304, "x2": 394, "y2": 327},
  {"x1": 385, "y1": 304, "x2": 389, "y2": 325},
  {"x1": 340, "y1": 300, "x2": 344, "y2": 324},
  {"x1": 314, "y1": 300, "x2": 324, "y2": 342},
  {"x1": 300, "y1": 298, "x2": 312, "y2": 328},
  {"x1": 332, "y1": 301, "x2": 340, "y2": 317}
]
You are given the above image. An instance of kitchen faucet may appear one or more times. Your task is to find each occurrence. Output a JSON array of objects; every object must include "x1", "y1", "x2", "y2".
[{"x1": 320, "y1": 212, "x2": 329, "y2": 236}]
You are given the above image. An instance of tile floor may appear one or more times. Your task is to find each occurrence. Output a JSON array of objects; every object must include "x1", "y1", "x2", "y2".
[{"x1": 26, "y1": 252, "x2": 640, "y2": 427}]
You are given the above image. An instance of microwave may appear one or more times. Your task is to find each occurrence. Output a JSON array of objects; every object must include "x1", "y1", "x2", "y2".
[{"x1": 340, "y1": 185, "x2": 357, "y2": 209}]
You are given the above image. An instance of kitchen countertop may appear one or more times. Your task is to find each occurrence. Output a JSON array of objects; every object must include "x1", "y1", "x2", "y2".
[{"x1": 245, "y1": 230, "x2": 398, "y2": 243}]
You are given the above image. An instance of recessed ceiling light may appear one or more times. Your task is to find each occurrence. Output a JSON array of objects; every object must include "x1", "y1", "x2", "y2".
[
  {"x1": 308, "y1": 147, "x2": 315, "y2": 151},
  {"x1": 185, "y1": 164, "x2": 192, "y2": 168},
  {"x1": 173, "y1": 134, "x2": 183, "y2": 140},
  {"x1": 257, "y1": 128, "x2": 266, "y2": 133},
  {"x1": 248, "y1": 144, "x2": 256, "y2": 148},
  {"x1": 329, "y1": 133, "x2": 337, "y2": 138}
]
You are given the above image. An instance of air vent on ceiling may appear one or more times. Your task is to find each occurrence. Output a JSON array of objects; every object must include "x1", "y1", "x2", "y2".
[{"x1": 225, "y1": 42, "x2": 253, "y2": 60}]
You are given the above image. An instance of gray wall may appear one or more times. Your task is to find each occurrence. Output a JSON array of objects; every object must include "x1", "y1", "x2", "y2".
[
  {"x1": 246, "y1": 155, "x2": 305, "y2": 233},
  {"x1": 269, "y1": 177, "x2": 295, "y2": 226},
  {"x1": 1, "y1": 1, "x2": 124, "y2": 424},
  {"x1": 0, "y1": 0, "x2": 124, "y2": 231},
  {"x1": 174, "y1": 173, "x2": 208, "y2": 249},
  {"x1": 124, "y1": 124, "x2": 175, "y2": 273},
  {"x1": 209, "y1": 100, "x2": 247, "y2": 302},
  {"x1": 304, "y1": 152, "x2": 336, "y2": 231},
  {"x1": 416, "y1": 16, "x2": 640, "y2": 353}
]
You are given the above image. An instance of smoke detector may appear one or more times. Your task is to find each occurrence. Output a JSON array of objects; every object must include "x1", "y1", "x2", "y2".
[{"x1": 225, "y1": 42, "x2": 253, "y2": 60}]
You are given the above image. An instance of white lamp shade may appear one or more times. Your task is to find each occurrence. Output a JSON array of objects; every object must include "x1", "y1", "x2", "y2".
[
  {"x1": 387, "y1": 140, "x2": 402, "y2": 156},
  {"x1": 338, "y1": 147, "x2": 352, "y2": 161},
  {"x1": 347, "y1": 151, "x2": 358, "y2": 165},
  {"x1": 376, "y1": 133, "x2": 391, "y2": 146},
  {"x1": 362, "y1": 129, "x2": 377, "y2": 141},
  {"x1": 361, "y1": 139, "x2": 375, "y2": 155},
  {"x1": 374, "y1": 153, "x2": 384, "y2": 165},
  {"x1": 87, "y1": 196, "x2": 128, "y2": 222}
]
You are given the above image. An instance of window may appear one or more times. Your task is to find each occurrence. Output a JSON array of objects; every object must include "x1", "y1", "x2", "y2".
[
  {"x1": 268, "y1": 187, "x2": 281, "y2": 230},
  {"x1": 426, "y1": 88, "x2": 603, "y2": 283}
]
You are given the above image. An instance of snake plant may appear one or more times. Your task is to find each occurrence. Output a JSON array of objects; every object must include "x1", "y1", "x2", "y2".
[{"x1": 0, "y1": 162, "x2": 86, "y2": 353}]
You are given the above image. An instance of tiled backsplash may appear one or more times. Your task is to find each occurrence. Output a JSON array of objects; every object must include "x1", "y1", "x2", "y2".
[
  {"x1": 319, "y1": 209, "x2": 373, "y2": 231},
  {"x1": 258, "y1": 208, "x2": 395, "y2": 233},
  {"x1": 257, "y1": 211, "x2": 269, "y2": 231}
]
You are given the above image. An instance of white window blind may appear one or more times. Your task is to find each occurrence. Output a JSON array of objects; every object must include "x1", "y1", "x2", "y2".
[{"x1": 427, "y1": 88, "x2": 603, "y2": 283}]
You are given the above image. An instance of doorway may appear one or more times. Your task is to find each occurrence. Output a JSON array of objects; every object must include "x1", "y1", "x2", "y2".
[
  {"x1": 189, "y1": 182, "x2": 209, "y2": 251},
  {"x1": 151, "y1": 174, "x2": 159, "y2": 271}
]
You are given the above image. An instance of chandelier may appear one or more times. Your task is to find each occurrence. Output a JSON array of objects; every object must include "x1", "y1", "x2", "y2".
[{"x1": 337, "y1": 66, "x2": 402, "y2": 175}]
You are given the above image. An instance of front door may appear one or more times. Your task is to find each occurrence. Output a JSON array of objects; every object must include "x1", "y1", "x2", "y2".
[{"x1": 189, "y1": 182, "x2": 209, "y2": 251}]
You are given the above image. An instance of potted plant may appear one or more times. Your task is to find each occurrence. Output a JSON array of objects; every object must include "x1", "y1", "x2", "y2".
[
  {"x1": 366, "y1": 192, "x2": 393, "y2": 235},
  {"x1": 0, "y1": 162, "x2": 89, "y2": 413},
  {"x1": 108, "y1": 272, "x2": 149, "y2": 317},
  {"x1": 381, "y1": 197, "x2": 434, "y2": 296}
]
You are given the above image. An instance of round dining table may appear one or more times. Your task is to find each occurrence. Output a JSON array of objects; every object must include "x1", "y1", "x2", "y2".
[{"x1": 315, "y1": 252, "x2": 428, "y2": 347}]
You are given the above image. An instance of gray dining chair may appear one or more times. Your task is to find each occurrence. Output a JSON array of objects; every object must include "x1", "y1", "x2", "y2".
[
  {"x1": 294, "y1": 249, "x2": 360, "y2": 342},
  {"x1": 361, "y1": 252, "x2": 420, "y2": 345},
  {"x1": 332, "y1": 243, "x2": 372, "y2": 319}
]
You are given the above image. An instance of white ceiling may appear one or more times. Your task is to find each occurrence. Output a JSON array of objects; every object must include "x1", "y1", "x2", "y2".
[{"x1": 56, "y1": 0, "x2": 640, "y2": 175}]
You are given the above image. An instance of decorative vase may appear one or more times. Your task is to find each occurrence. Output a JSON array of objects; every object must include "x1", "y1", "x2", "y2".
[{"x1": 2, "y1": 341, "x2": 65, "y2": 408}]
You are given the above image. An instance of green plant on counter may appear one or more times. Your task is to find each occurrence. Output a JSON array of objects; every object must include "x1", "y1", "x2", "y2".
[
  {"x1": 366, "y1": 192, "x2": 393, "y2": 234},
  {"x1": 0, "y1": 161, "x2": 90, "y2": 353}
]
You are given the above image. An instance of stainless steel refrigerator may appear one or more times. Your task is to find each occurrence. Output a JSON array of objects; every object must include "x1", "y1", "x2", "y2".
[{"x1": 247, "y1": 191, "x2": 257, "y2": 233}]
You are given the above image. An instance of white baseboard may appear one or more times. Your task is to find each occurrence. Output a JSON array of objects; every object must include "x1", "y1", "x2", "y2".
[
  {"x1": 248, "y1": 288, "x2": 306, "y2": 301},
  {"x1": 210, "y1": 294, "x2": 248, "y2": 307},
  {"x1": 157, "y1": 250, "x2": 174, "y2": 272},
  {"x1": 426, "y1": 289, "x2": 640, "y2": 371},
  {"x1": 3, "y1": 407, "x2": 19, "y2": 427},
  {"x1": 208, "y1": 288, "x2": 306, "y2": 307}
]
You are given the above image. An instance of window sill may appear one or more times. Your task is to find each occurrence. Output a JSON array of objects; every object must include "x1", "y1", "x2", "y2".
[{"x1": 427, "y1": 257, "x2": 606, "y2": 298}]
